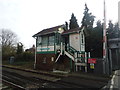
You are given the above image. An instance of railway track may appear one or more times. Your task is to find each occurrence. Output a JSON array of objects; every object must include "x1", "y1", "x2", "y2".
[
  {"x1": 2, "y1": 66, "x2": 110, "y2": 89},
  {"x1": 2, "y1": 72, "x2": 43, "y2": 89},
  {"x1": 2, "y1": 66, "x2": 82, "y2": 89},
  {"x1": 2, "y1": 70, "x2": 81, "y2": 89}
]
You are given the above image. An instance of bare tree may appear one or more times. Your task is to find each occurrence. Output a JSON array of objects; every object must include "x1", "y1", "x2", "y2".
[
  {"x1": 1, "y1": 29, "x2": 18, "y2": 47},
  {"x1": 0, "y1": 29, "x2": 18, "y2": 60}
]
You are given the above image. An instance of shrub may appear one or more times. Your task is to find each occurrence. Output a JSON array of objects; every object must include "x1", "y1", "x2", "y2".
[{"x1": 15, "y1": 52, "x2": 35, "y2": 61}]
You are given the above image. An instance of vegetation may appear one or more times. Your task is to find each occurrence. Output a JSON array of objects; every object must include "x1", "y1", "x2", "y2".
[
  {"x1": 69, "y1": 13, "x2": 79, "y2": 29},
  {"x1": 67, "y1": 3, "x2": 119, "y2": 58},
  {"x1": 3, "y1": 60, "x2": 34, "y2": 69},
  {"x1": 90, "y1": 20, "x2": 103, "y2": 58},
  {"x1": 16, "y1": 42, "x2": 23, "y2": 54},
  {"x1": 1, "y1": 29, "x2": 18, "y2": 60},
  {"x1": 107, "y1": 21, "x2": 120, "y2": 39},
  {"x1": 1, "y1": 29, "x2": 35, "y2": 65},
  {"x1": 81, "y1": 4, "x2": 95, "y2": 29},
  {"x1": 15, "y1": 52, "x2": 35, "y2": 62}
]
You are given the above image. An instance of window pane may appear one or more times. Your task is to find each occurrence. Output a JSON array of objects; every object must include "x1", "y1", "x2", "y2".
[
  {"x1": 37, "y1": 37, "x2": 41, "y2": 46},
  {"x1": 81, "y1": 34, "x2": 84, "y2": 44},
  {"x1": 42, "y1": 36, "x2": 48, "y2": 46},
  {"x1": 56, "y1": 33, "x2": 60, "y2": 45},
  {"x1": 49, "y1": 36, "x2": 54, "y2": 46}
]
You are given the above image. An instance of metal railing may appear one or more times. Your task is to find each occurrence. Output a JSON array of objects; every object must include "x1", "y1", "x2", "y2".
[{"x1": 66, "y1": 44, "x2": 86, "y2": 63}]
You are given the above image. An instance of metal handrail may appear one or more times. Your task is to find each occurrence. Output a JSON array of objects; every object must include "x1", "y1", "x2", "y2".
[{"x1": 66, "y1": 44, "x2": 85, "y2": 59}]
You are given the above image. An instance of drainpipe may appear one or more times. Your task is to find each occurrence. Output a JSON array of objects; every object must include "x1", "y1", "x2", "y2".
[
  {"x1": 109, "y1": 49, "x2": 112, "y2": 74},
  {"x1": 78, "y1": 30, "x2": 81, "y2": 72},
  {"x1": 79, "y1": 30, "x2": 81, "y2": 52},
  {"x1": 34, "y1": 47, "x2": 37, "y2": 69}
]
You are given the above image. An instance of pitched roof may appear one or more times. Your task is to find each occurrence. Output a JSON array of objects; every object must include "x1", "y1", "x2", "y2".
[
  {"x1": 33, "y1": 25, "x2": 84, "y2": 37},
  {"x1": 33, "y1": 25, "x2": 64, "y2": 37},
  {"x1": 62, "y1": 27, "x2": 83, "y2": 35}
]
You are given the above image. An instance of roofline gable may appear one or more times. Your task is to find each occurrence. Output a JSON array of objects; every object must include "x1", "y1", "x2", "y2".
[{"x1": 33, "y1": 25, "x2": 64, "y2": 37}]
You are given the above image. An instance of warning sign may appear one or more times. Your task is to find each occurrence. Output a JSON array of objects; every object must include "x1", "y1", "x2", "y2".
[
  {"x1": 90, "y1": 63, "x2": 94, "y2": 69},
  {"x1": 88, "y1": 58, "x2": 96, "y2": 64}
]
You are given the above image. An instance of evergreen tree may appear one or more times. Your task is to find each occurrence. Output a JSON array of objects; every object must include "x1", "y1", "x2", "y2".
[
  {"x1": 107, "y1": 21, "x2": 120, "y2": 39},
  {"x1": 108, "y1": 20, "x2": 114, "y2": 31},
  {"x1": 81, "y1": 3, "x2": 95, "y2": 29},
  {"x1": 81, "y1": 4, "x2": 95, "y2": 52},
  {"x1": 69, "y1": 13, "x2": 79, "y2": 29},
  {"x1": 90, "y1": 20, "x2": 103, "y2": 58},
  {"x1": 65, "y1": 21, "x2": 68, "y2": 30},
  {"x1": 96, "y1": 20, "x2": 102, "y2": 28},
  {"x1": 107, "y1": 20, "x2": 114, "y2": 39},
  {"x1": 16, "y1": 42, "x2": 23, "y2": 54},
  {"x1": 113, "y1": 23, "x2": 120, "y2": 38}
]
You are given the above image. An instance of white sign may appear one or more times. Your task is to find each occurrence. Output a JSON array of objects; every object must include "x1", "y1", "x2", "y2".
[{"x1": 37, "y1": 46, "x2": 54, "y2": 52}]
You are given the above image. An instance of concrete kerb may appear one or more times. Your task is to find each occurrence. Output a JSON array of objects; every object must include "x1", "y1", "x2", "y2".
[{"x1": 102, "y1": 70, "x2": 118, "y2": 89}]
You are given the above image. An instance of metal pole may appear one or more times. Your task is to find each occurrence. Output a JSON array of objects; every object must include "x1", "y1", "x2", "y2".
[
  {"x1": 103, "y1": 0, "x2": 109, "y2": 75},
  {"x1": 76, "y1": 64, "x2": 78, "y2": 72},
  {"x1": 103, "y1": 0, "x2": 106, "y2": 74},
  {"x1": 85, "y1": 52, "x2": 87, "y2": 72},
  {"x1": 109, "y1": 49, "x2": 112, "y2": 75},
  {"x1": 34, "y1": 38, "x2": 37, "y2": 69},
  {"x1": 116, "y1": 49, "x2": 119, "y2": 69},
  {"x1": 88, "y1": 52, "x2": 90, "y2": 58}
]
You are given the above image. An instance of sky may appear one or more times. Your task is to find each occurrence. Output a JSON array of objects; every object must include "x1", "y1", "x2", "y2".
[{"x1": 0, "y1": 0, "x2": 119, "y2": 49}]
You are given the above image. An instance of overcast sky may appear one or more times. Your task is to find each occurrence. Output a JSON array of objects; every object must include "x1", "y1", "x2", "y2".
[{"x1": 0, "y1": 0, "x2": 119, "y2": 49}]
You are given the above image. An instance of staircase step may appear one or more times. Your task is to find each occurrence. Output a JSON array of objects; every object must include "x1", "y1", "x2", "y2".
[
  {"x1": 75, "y1": 63, "x2": 87, "y2": 66},
  {"x1": 64, "y1": 51, "x2": 74, "y2": 61}
]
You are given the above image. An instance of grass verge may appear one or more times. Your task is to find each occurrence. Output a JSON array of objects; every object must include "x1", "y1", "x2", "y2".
[{"x1": 2, "y1": 60, "x2": 34, "y2": 69}]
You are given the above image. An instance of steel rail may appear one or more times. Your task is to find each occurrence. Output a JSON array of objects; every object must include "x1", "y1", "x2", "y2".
[{"x1": 1, "y1": 78, "x2": 25, "y2": 90}]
